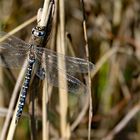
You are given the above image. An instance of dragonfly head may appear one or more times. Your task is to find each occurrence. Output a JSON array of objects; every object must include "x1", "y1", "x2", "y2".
[
  {"x1": 32, "y1": 26, "x2": 46, "y2": 38},
  {"x1": 31, "y1": 26, "x2": 47, "y2": 45}
]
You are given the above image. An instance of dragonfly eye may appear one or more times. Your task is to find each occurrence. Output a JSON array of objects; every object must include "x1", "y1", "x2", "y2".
[
  {"x1": 32, "y1": 28, "x2": 45, "y2": 38},
  {"x1": 38, "y1": 31, "x2": 45, "y2": 37}
]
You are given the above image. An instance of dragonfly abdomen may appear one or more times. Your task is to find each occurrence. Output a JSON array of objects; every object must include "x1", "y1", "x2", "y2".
[{"x1": 15, "y1": 57, "x2": 35, "y2": 123}]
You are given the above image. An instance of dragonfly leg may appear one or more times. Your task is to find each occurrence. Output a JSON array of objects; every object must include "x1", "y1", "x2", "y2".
[{"x1": 36, "y1": 67, "x2": 46, "y2": 80}]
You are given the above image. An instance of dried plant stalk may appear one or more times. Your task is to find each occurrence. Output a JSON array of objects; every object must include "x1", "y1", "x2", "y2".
[
  {"x1": 57, "y1": 0, "x2": 70, "y2": 139},
  {"x1": 36, "y1": 1, "x2": 50, "y2": 139},
  {"x1": 80, "y1": 0, "x2": 92, "y2": 139},
  {"x1": 0, "y1": 69, "x2": 4, "y2": 132}
]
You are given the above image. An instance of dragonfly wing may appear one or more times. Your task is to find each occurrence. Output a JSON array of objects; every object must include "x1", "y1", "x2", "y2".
[
  {"x1": 0, "y1": 31, "x2": 29, "y2": 68},
  {"x1": 35, "y1": 47, "x2": 95, "y2": 75},
  {"x1": 35, "y1": 63, "x2": 87, "y2": 94}
]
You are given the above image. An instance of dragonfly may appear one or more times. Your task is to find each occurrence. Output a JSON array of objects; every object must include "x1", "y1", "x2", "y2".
[{"x1": 0, "y1": 26, "x2": 94, "y2": 123}]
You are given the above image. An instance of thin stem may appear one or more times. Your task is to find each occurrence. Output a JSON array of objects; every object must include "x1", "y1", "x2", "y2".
[
  {"x1": 39, "y1": 0, "x2": 50, "y2": 26},
  {"x1": 80, "y1": 0, "x2": 92, "y2": 139},
  {"x1": 37, "y1": 1, "x2": 54, "y2": 140},
  {"x1": 57, "y1": 0, "x2": 70, "y2": 138}
]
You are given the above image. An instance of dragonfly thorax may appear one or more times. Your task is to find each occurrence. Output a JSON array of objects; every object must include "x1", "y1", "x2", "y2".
[{"x1": 29, "y1": 44, "x2": 36, "y2": 62}]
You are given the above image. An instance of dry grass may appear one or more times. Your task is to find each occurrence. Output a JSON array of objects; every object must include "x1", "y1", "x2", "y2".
[{"x1": 0, "y1": 0, "x2": 140, "y2": 140}]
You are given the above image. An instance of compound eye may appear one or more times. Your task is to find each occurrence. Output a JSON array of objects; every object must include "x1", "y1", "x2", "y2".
[
  {"x1": 34, "y1": 31, "x2": 40, "y2": 37},
  {"x1": 39, "y1": 31, "x2": 45, "y2": 37}
]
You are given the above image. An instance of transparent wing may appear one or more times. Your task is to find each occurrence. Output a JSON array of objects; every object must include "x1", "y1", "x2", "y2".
[
  {"x1": 35, "y1": 47, "x2": 95, "y2": 75},
  {"x1": 0, "y1": 31, "x2": 30, "y2": 68},
  {"x1": 35, "y1": 63, "x2": 87, "y2": 94}
]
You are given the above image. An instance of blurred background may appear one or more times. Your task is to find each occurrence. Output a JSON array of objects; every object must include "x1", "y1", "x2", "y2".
[{"x1": 0, "y1": 0, "x2": 140, "y2": 140}]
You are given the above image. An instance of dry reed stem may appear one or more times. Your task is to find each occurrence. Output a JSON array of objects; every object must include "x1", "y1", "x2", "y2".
[
  {"x1": 57, "y1": 28, "x2": 70, "y2": 139},
  {"x1": 37, "y1": 0, "x2": 51, "y2": 139},
  {"x1": 80, "y1": 0, "x2": 92, "y2": 139},
  {"x1": 102, "y1": 103, "x2": 140, "y2": 140},
  {"x1": 37, "y1": 1, "x2": 55, "y2": 139},
  {"x1": 42, "y1": 53, "x2": 49, "y2": 140},
  {"x1": 57, "y1": 0, "x2": 71, "y2": 138},
  {"x1": 39, "y1": 0, "x2": 50, "y2": 27},
  {"x1": 84, "y1": 12, "x2": 92, "y2": 140},
  {"x1": 49, "y1": 0, "x2": 58, "y2": 50},
  {"x1": 42, "y1": 78, "x2": 49, "y2": 140},
  {"x1": 0, "y1": 69, "x2": 4, "y2": 132}
]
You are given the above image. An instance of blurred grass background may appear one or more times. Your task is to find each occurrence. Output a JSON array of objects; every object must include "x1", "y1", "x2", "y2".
[{"x1": 0, "y1": 0, "x2": 140, "y2": 140}]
